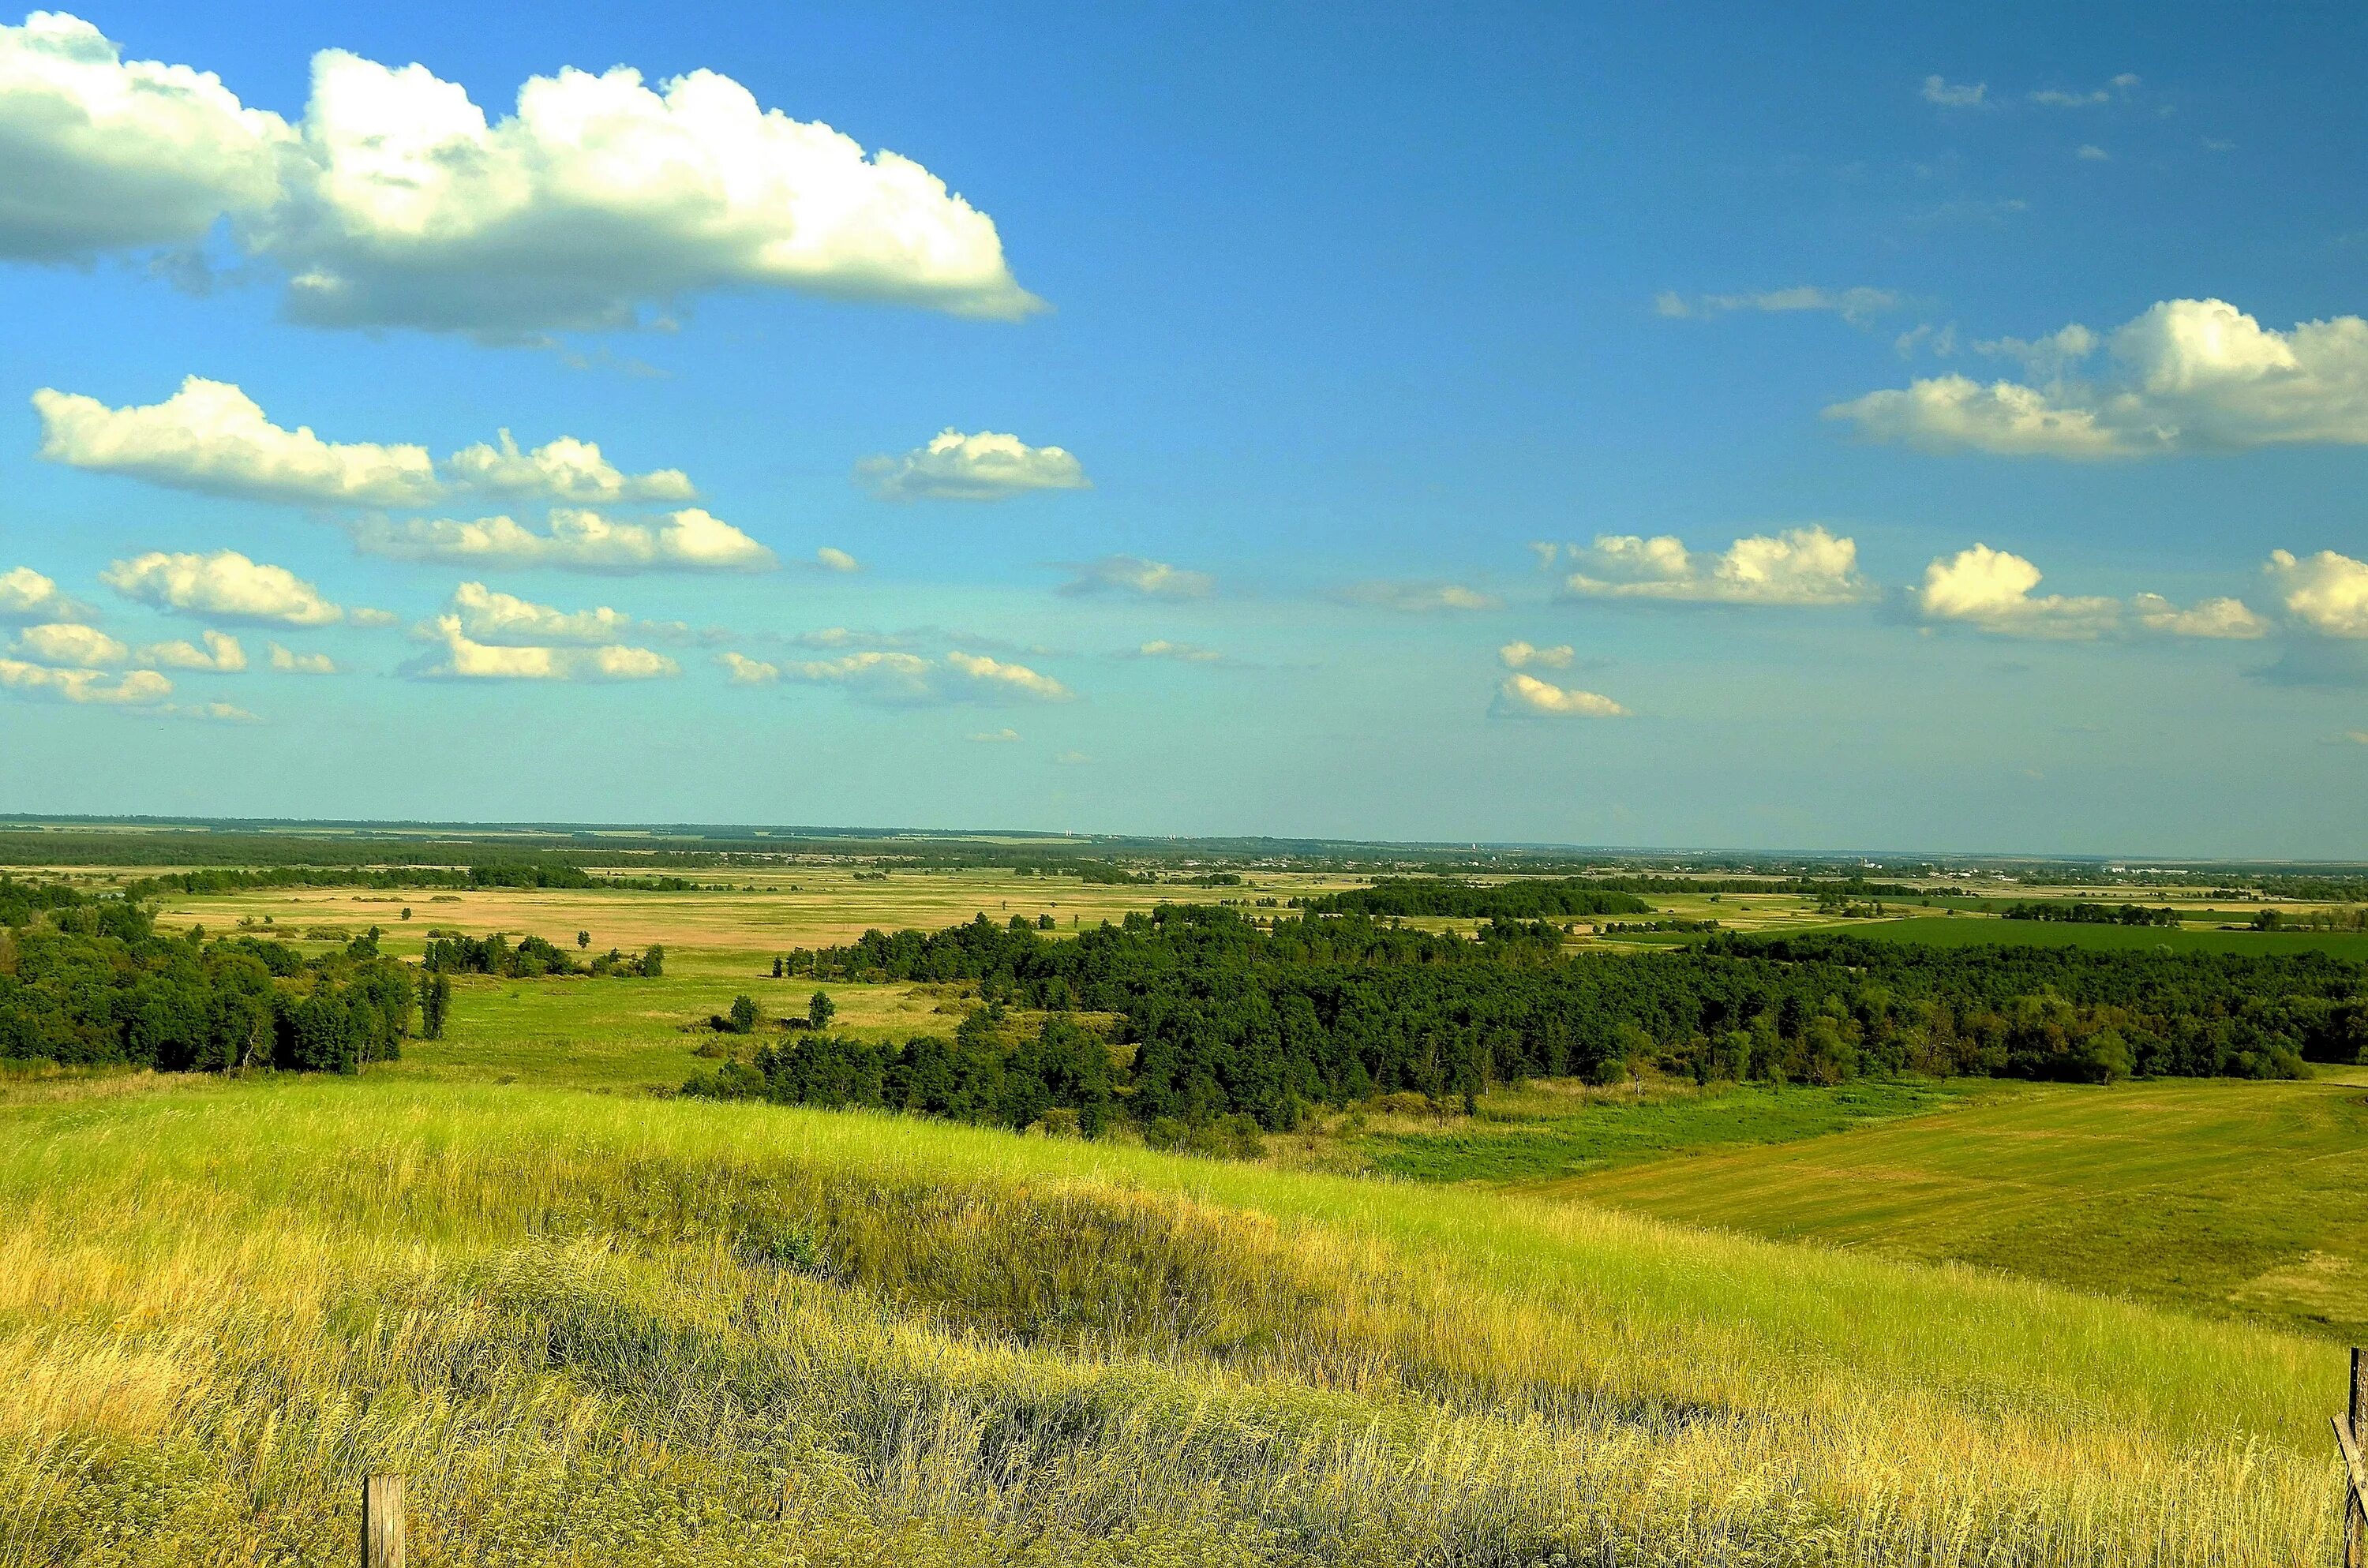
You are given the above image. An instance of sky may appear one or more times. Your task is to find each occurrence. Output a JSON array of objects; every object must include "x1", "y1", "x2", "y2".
[{"x1": 1, "y1": 0, "x2": 2364, "y2": 857}]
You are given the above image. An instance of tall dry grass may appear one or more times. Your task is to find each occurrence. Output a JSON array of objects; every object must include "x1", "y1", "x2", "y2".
[{"x1": 0, "y1": 1076, "x2": 2340, "y2": 1565}]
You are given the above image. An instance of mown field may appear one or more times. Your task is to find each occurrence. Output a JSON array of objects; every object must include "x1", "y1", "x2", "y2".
[
  {"x1": 0, "y1": 1074, "x2": 2346, "y2": 1567},
  {"x1": 1536, "y1": 1069, "x2": 2368, "y2": 1339}
]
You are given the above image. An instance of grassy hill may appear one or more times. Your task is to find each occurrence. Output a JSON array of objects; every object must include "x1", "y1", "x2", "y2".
[
  {"x1": 0, "y1": 1073, "x2": 2344, "y2": 1566},
  {"x1": 1536, "y1": 1069, "x2": 2368, "y2": 1338}
]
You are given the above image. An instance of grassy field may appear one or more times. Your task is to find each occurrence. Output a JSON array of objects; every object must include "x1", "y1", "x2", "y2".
[
  {"x1": 1539, "y1": 1069, "x2": 2368, "y2": 1338},
  {"x1": 0, "y1": 1072, "x2": 2345, "y2": 1566}
]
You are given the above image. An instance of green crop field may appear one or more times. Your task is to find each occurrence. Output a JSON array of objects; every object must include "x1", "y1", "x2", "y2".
[
  {"x1": 0, "y1": 1073, "x2": 2344, "y2": 1567},
  {"x1": 1538, "y1": 1069, "x2": 2368, "y2": 1339}
]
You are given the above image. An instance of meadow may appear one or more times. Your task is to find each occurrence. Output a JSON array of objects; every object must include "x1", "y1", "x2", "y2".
[
  {"x1": 7, "y1": 860, "x2": 2368, "y2": 1563},
  {"x1": 0, "y1": 1074, "x2": 2346, "y2": 1567}
]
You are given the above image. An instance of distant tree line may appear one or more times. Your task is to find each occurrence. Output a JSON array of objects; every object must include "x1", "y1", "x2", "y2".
[
  {"x1": 422, "y1": 932, "x2": 662, "y2": 979},
  {"x1": 1301, "y1": 878, "x2": 1652, "y2": 919},
  {"x1": 2003, "y1": 901, "x2": 2183, "y2": 927},
  {"x1": 705, "y1": 907, "x2": 2368, "y2": 1136},
  {"x1": 123, "y1": 863, "x2": 699, "y2": 896}
]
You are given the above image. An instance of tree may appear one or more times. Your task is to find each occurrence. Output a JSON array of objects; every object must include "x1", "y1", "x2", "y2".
[
  {"x1": 577, "y1": 930, "x2": 590, "y2": 949},
  {"x1": 729, "y1": 994, "x2": 760, "y2": 1035},
  {"x1": 808, "y1": 990, "x2": 836, "y2": 1031},
  {"x1": 771, "y1": 955, "x2": 785, "y2": 979},
  {"x1": 399, "y1": 907, "x2": 412, "y2": 921},
  {"x1": 419, "y1": 971, "x2": 451, "y2": 1040}
]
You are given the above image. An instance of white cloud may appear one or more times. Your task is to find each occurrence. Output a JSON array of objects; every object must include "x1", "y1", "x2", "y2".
[
  {"x1": 856, "y1": 428, "x2": 1088, "y2": 501},
  {"x1": 0, "y1": 657, "x2": 171, "y2": 706},
  {"x1": 138, "y1": 630, "x2": 246, "y2": 671},
  {"x1": 12, "y1": 621, "x2": 126, "y2": 667},
  {"x1": 1915, "y1": 545, "x2": 2121, "y2": 638},
  {"x1": 442, "y1": 580, "x2": 674, "y2": 646},
  {"x1": 1058, "y1": 555, "x2": 1215, "y2": 601},
  {"x1": 814, "y1": 547, "x2": 860, "y2": 573},
  {"x1": 347, "y1": 607, "x2": 401, "y2": 629},
  {"x1": 0, "y1": 13, "x2": 290, "y2": 261},
  {"x1": 779, "y1": 648, "x2": 1071, "y2": 705},
  {"x1": 1921, "y1": 76, "x2": 1988, "y2": 107},
  {"x1": 268, "y1": 642, "x2": 337, "y2": 674},
  {"x1": 347, "y1": 507, "x2": 774, "y2": 572},
  {"x1": 2129, "y1": 593, "x2": 2269, "y2": 640},
  {"x1": 2076, "y1": 144, "x2": 2110, "y2": 162},
  {"x1": 1132, "y1": 638, "x2": 1223, "y2": 664},
  {"x1": 1559, "y1": 526, "x2": 1872, "y2": 606},
  {"x1": 1498, "y1": 641, "x2": 1575, "y2": 670},
  {"x1": 1339, "y1": 580, "x2": 1501, "y2": 613},
  {"x1": 2030, "y1": 74, "x2": 2138, "y2": 107},
  {"x1": 966, "y1": 727, "x2": 1021, "y2": 743},
  {"x1": 0, "y1": 566, "x2": 79, "y2": 621},
  {"x1": 33, "y1": 377, "x2": 439, "y2": 505},
  {"x1": 1492, "y1": 673, "x2": 1628, "y2": 719},
  {"x1": 157, "y1": 699, "x2": 260, "y2": 724},
  {"x1": 103, "y1": 550, "x2": 342, "y2": 626},
  {"x1": 444, "y1": 430, "x2": 693, "y2": 503},
  {"x1": 1054, "y1": 750, "x2": 1092, "y2": 765},
  {"x1": 405, "y1": 616, "x2": 678, "y2": 681},
  {"x1": 2266, "y1": 549, "x2": 2368, "y2": 638},
  {"x1": 0, "y1": 17, "x2": 1040, "y2": 331},
  {"x1": 1827, "y1": 299, "x2": 2368, "y2": 456},
  {"x1": 1654, "y1": 286, "x2": 1898, "y2": 325},
  {"x1": 716, "y1": 651, "x2": 779, "y2": 684}
]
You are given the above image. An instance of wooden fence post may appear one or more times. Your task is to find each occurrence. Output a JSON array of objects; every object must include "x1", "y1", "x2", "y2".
[
  {"x1": 362, "y1": 1474, "x2": 405, "y2": 1568},
  {"x1": 2334, "y1": 1350, "x2": 2367, "y2": 1568}
]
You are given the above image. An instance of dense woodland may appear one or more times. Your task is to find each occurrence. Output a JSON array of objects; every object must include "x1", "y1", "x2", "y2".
[
  {"x1": 2002, "y1": 900, "x2": 2183, "y2": 926},
  {"x1": 1302, "y1": 878, "x2": 1652, "y2": 918},
  {"x1": 744, "y1": 907, "x2": 2368, "y2": 1132},
  {"x1": 0, "y1": 896, "x2": 414, "y2": 1072}
]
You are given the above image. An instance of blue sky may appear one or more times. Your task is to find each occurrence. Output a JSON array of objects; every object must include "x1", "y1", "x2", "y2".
[{"x1": 2, "y1": 1, "x2": 2364, "y2": 855}]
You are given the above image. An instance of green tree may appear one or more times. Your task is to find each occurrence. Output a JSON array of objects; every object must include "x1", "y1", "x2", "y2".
[
  {"x1": 807, "y1": 990, "x2": 836, "y2": 1031},
  {"x1": 728, "y1": 994, "x2": 760, "y2": 1035}
]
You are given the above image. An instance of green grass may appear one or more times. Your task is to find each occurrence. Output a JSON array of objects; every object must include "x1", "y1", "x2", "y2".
[
  {"x1": 1837, "y1": 913, "x2": 2368, "y2": 956},
  {"x1": 1358, "y1": 1077, "x2": 2021, "y2": 1183},
  {"x1": 0, "y1": 1073, "x2": 2345, "y2": 1565},
  {"x1": 1542, "y1": 1071, "x2": 2368, "y2": 1339}
]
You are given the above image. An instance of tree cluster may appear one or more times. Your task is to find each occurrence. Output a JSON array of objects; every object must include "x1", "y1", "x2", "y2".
[{"x1": 422, "y1": 932, "x2": 662, "y2": 978}]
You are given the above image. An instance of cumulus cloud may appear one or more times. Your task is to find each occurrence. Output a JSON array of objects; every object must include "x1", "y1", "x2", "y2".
[
  {"x1": 856, "y1": 429, "x2": 1088, "y2": 501},
  {"x1": 1338, "y1": 580, "x2": 1501, "y2": 613},
  {"x1": 1557, "y1": 526, "x2": 1872, "y2": 606},
  {"x1": 1492, "y1": 673, "x2": 1628, "y2": 719},
  {"x1": 34, "y1": 376, "x2": 438, "y2": 505},
  {"x1": 1827, "y1": 299, "x2": 2368, "y2": 456},
  {"x1": 1915, "y1": 545, "x2": 2122, "y2": 638},
  {"x1": 967, "y1": 727, "x2": 1021, "y2": 743},
  {"x1": 36, "y1": 380, "x2": 699, "y2": 507},
  {"x1": 103, "y1": 549, "x2": 341, "y2": 626},
  {"x1": 347, "y1": 607, "x2": 401, "y2": 629},
  {"x1": 347, "y1": 507, "x2": 774, "y2": 572},
  {"x1": 716, "y1": 651, "x2": 779, "y2": 684},
  {"x1": 0, "y1": 566, "x2": 82, "y2": 621},
  {"x1": 138, "y1": 630, "x2": 246, "y2": 671},
  {"x1": 0, "y1": 16, "x2": 1042, "y2": 333},
  {"x1": 2128, "y1": 593, "x2": 2269, "y2": 640},
  {"x1": 778, "y1": 648, "x2": 1071, "y2": 705},
  {"x1": 404, "y1": 616, "x2": 678, "y2": 681},
  {"x1": 1058, "y1": 555, "x2": 1214, "y2": 601},
  {"x1": 444, "y1": 430, "x2": 694, "y2": 503},
  {"x1": 2266, "y1": 548, "x2": 2368, "y2": 638},
  {"x1": 0, "y1": 657, "x2": 171, "y2": 705},
  {"x1": 0, "y1": 12, "x2": 290, "y2": 260},
  {"x1": 1653, "y1": 286, "x2": 1898, "y2": 325},
  {"x1": 12, "y1": 621, "x2": 126, "y2": 667},
  {"x1": 1498, "y1": 641, "x2": 1575, "y2": 670},
  {"x1": 814, "y1": 547, "x2": 860, "y2": 573},
  {"x1": 441, "y1": 580, "x2": 682, "y2": 646},
  {"x1": 268, "y1": 642, "x2": 337, "y2": 674},
  {"x1": 1921, "y1": 76, "x2": 1987, "y2": 107}
]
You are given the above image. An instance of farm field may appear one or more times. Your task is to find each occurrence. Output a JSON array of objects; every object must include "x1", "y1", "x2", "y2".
[
  {"x1": 1537, "y1": 1069, "x2": 2368, "y2": 1338},
  {"x1": 0, "y1": 1072, "x2": 2343, "y2": 1567}
]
